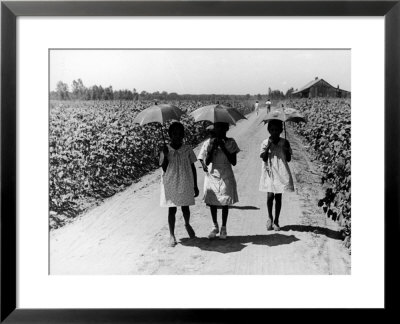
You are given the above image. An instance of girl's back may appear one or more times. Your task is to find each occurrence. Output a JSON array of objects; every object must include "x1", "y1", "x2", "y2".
[{"x1": 160, "y1": 143, "x2": 197, "y2": 207}]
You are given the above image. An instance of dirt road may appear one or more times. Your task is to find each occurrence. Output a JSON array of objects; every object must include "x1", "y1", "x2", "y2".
[{"x1": 50, "y1": 107, "x2": 351, "y2": 275}]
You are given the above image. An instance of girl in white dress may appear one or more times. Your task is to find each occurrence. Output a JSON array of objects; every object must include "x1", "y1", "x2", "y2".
[
  {"x1": 259, "y1": 120, "x2": 294, "y2": 231},
  {"x1": 198, "y1": 122, "x2": 240, "y2": 240},
  {"x1": 160, "y1": 122, "x2": 199, "y2": 247}
]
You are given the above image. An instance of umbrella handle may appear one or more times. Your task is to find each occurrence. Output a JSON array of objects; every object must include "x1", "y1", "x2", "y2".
[
  {"x1": 284, "y1": 122, "x2": 287, "y2": 139},
  {"x1": 158, "y1": 124, "x2": 166, "y2": 145}
]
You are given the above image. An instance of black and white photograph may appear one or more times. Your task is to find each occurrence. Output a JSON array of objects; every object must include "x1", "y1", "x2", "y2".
[
  {"x1": 3, "y1": 0, "x2": 397, "y2": 317},
  {"x1": 49, "y1": 49, "x2": 351, "y2": 275}
]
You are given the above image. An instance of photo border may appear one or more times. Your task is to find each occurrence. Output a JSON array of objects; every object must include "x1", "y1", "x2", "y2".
[{"x1": 1, "y1": 0, "x2": 399, "y2": 322}]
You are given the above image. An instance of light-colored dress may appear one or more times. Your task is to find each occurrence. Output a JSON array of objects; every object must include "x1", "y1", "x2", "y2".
[
  {"x1": 259, "y1": 138, "x2": 294, "y2": 193},
  {"x1": 159, "y1": 144, "x2": 197, "y2": 207},
  {"x1": 198, "y1": 138, "x2": 240, "y2": 206}
]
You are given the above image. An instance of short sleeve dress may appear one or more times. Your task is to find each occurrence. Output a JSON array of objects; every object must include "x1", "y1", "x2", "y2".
[
  {"x1": 259, "y1": 138, "x2": 294, "y2": 193},
  {"x1": 160, "y1": 144, "x2": 197, "y2": 207},
  {"x1": 198, "y1": 138, "x2": 240, "y2": 206}
]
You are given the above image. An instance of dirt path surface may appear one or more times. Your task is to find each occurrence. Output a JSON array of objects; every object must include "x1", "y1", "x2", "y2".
[{"x1": 50, "y1": 107, "x2": 351, "y2": 275}]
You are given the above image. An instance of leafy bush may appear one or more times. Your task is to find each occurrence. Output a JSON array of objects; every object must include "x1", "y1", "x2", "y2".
[
  {"x1": 49, "y1": 99, "x2": 248, "y2": 229},
  {"x1": 287, "y1": 98, "x2": 351, "y2": 248}
]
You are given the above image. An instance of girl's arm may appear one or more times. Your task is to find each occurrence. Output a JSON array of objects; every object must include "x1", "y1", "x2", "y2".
[
  {"x1": 160, "y1": 146, "x2": 169, "y2": 172},
  {"x1": 220, "y1": 144, "x2": 237, "y2": 166},
  {"x1": 260, "y1": 140, "x2": 272, "y2": 161},
  {"x1": 220, "y1": 139, "x2": 238, "y2": 166},
  {"x1": 205, "y1": 154, "x2": 213, "y2": 166},
  {"x1": 191, "y1": 163, "x2": 199, "y2": 197},
  {"x1": 284, "y1": 139, "x2": 292, "y2": 162},
  {"x1": 199, "y1": 159, "x2": 208, "y2": 172},
  {"x1": 205, "y1": 139, "x2": 217, "y2": 165}
]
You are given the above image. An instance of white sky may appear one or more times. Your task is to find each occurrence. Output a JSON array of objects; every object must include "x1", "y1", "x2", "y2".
[{"x1": 50, "y1": 49, "x2": 350, "y2": 95}]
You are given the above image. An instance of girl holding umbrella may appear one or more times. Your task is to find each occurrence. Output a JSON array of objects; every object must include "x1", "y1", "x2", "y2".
[
  {"x1": 133, "y1": 104, "x2": 199, "y2": 247},
  {"x1": 197, "y1": 122, "x2": 240, "y2": 240},
  {"x1": 259, "y1": 119, "x2": 294, "y2": 231},
  {"x1": 159, "y1": 122, "x2": 199, "y2": 247},
  {"x1": 191, "y1": 104, "x2": 245, "y2": 240},
  {"x1": 259, "y1": 107, "x2": 305, "y2": 230}
]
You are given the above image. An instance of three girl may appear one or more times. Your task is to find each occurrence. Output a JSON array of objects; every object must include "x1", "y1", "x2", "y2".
[{"x1": 160, "y1": 118, "x2": 294, "y2": 246}]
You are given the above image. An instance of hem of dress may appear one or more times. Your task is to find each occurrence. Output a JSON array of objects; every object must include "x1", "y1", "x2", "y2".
[{"x1": 204, "y1": 200, "x2": 239, "y2": 206}]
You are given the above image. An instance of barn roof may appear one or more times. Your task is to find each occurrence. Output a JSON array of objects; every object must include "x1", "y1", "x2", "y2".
[
  {"x1": 292, "y1": 77, "x2": 350, "y2": 94},
  {"x1": 292, "y1": 78, "x2": 334, "y2": 94}
]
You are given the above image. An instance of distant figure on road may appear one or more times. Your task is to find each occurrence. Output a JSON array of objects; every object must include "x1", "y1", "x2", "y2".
[
  {"x1": 159, "y1": 122, "x2": 199, "y2": 247},
  {"x1": 259, "y1": 120, "x2": 294, "y2": 231},
  {"x1": 266, "y1": 99, "x2": 272, "y2": 113},
  {"x1": 254, "y1": 100, "x2": 260, "y2": 116},
  {"x1": 198, "y1": 122, "x2": 240, "y2": 240}
]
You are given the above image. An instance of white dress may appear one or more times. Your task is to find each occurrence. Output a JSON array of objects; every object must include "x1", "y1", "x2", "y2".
[
  {"x1": 159, "y1": 144, "x2": 197, "y2": 207},
  {"x1": 198, "y1": 138, "x2": 240, "y2": 206},
  {"x1": 259, "y1": 138, "x2": 294, "y2": 193}
]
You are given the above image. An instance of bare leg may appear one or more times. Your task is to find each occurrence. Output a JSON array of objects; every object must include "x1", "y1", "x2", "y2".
[
  {"x1": 266, "y1": 193, "x2": 274, "y2": 230},
  {"x1": 208, "y1": 205, "x2": 220, "y2": 239},
  {"x1": 274, "y1": 194, "x2": 282, "y2": 226},
  {"x1": 210, "y1": 205, "x2": 218, "y2": 226},
  {"x1": 181, "y1": 206, "x2": 190, "y2": 225},
  {"x1": 267, "y1": 193, "x2": 274, "y2": 221},
  {"x1": 168, "y1": 207, "x2": 177, "y2": 246},
  {"x1": 168, "y1": 207, "x2": 177, "y2": 236},
  {"x1": 182, "y1": 206, "x2": 196, "y2": 238},
  {"x1": 220, "y1": 206, "x2": 229, "y2": 239},
  {"x1": 222, "y1": 206, "x2": 229, "y2": 227}
]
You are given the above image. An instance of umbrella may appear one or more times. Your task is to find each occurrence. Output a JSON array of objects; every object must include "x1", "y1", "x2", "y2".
[
  {"x1": 260, "y1": 107, "x2": 306, "y2": 138},
  {"x1": 132, "y1": 103, "x2": 184, "y2": 144},
  {"x1": 261, "y1": 108, "x2": 306, "y2": 123},
  {"x1": 189, "y1": 104, "x2": 247, "y2": 125}
]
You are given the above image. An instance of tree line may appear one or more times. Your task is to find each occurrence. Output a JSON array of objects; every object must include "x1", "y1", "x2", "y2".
[{"x1": 50, "y1": 79, "x2": 294, "y2": 102}]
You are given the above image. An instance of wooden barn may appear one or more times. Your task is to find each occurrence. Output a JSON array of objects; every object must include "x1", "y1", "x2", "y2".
[{"x1": 292, "y1": 77, "x2": 351, "y2": 98}]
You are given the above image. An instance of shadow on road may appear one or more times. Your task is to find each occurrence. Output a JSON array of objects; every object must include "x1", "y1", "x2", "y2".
[
  {"x1": 180, "y1": 234, "x2": 299, "y2": 253},
  {"x1": 229, "y1": 205, "x2": 260, "y2": 210},
  {"x1": 280, "y1": 225, "x2": 342, "y2": 240},
  {"x1": 207, "y1": 205, "x2": 260, "y2": 210}
]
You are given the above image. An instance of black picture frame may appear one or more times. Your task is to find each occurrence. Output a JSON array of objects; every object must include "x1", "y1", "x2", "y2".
[{"x1": 1, "y1": 0, "x2": 399, "y2": 322}]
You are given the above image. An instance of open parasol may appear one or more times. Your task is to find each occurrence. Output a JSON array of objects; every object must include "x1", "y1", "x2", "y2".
[
  {"x1": 132, "y1": 103, "x2": 184, "y2": 143},
  {"x1": 189, "y1": 104, "x2": 247, "y2": 125},
  {"x1": 261, "y1": 107, "x2": 306, "y2": 138}
]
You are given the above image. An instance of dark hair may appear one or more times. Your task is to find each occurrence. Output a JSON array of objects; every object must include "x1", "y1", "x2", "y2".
[
  {"x1": 168, "y1": 122, "x2": 184, "y2": 137},
  {"x1": 214, "y1": 122, "x2": 229, "y2": 132},
  {"x1": 267, "y1": 119, "x2": 283, "y2": 132}
]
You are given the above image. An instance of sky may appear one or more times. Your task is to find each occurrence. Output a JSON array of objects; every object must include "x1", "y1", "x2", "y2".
[{"x1": 50, "y1": 49, "x2": 351, "y2": 95}]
